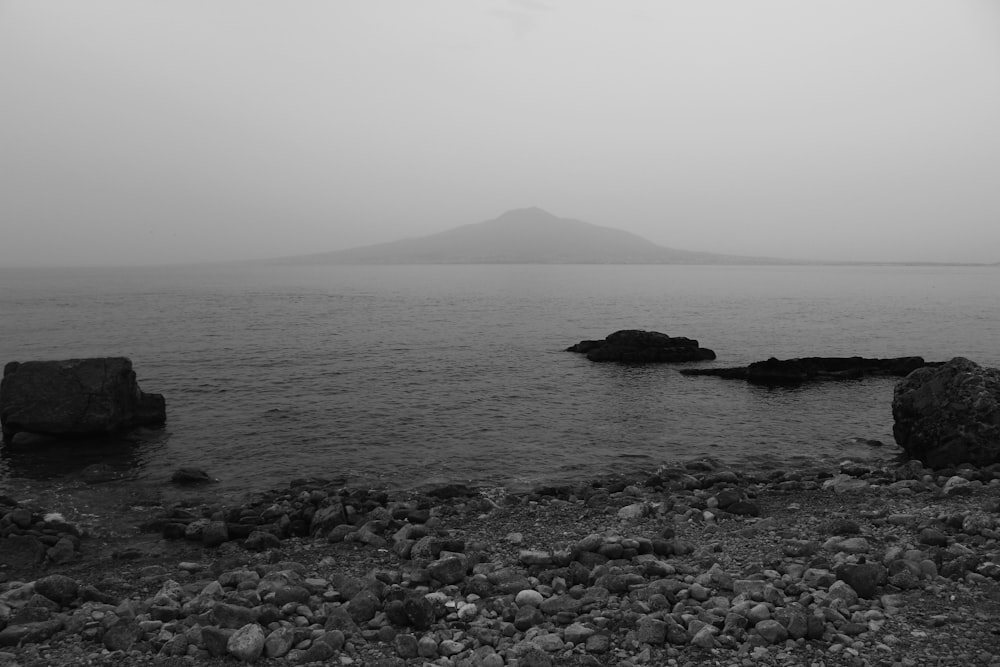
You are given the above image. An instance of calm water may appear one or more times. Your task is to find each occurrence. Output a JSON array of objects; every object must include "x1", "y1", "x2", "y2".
[{"x1": 1, "y1": 263, "x2": 998, "y2": 507}]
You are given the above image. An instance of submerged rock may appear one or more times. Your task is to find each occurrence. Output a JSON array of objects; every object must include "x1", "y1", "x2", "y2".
[
  {"x1": 0, "y1": 357, "x2": 165, "y2": 442},
  {"x1": 892, "y1": 357, "x2": 1000, "y2": 467},
  {"x1": 567, "y1": 330, "x2": 716, "y2": 363}
]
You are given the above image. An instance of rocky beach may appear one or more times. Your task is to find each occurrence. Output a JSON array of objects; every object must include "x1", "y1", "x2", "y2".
[{"x1": 2, "y1": 455, "x2": 999, "y2": 667}]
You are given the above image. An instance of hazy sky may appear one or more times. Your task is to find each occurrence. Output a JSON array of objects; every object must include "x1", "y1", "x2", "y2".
[{"x1": 2, "y1": 1, "x2": 999, "y2": 266}]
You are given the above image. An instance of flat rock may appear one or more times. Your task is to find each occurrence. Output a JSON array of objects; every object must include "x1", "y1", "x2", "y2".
[{"x1": 567, "y1": 330, "x2": 716, "y2": 363}]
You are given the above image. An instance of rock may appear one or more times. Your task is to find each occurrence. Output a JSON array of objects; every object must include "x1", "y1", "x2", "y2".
[
  {"x1": 755, "y1": 619, "x2": 788, "y2": 644},
  {"x1": 0, "y1": 620, "x2": 63, "y2": 646},
  {"x1": 263, "y1": 626, "x2": 296, "y2": 659},
  {"x1": 0, "y1": 535, "x2": 46, "y2": 571},
  {"x1": 892, "y1": 357, "x2": 1000, "y2": 467},
  {"x1": 171, "y1": 467, "x2": 214, "y2": 485},
  {"x1": 33, "y1": 574, "x2": 79, "y2": 606},
  {"x1": 202, "y1": 521, "x2": 229, "y2": 548},
  {"x1": 566, "y1": 330, "x2": 716, "y2": 363},
  {"x1": 942, "y1": 476, "x2": 974, "y2": 496},
  {"x1": 227, "y1": 623, "x2": 265, "y2": 662},
  {"x1": 0, "y1": 357, "x2": 165, "y2": 442},
  {"x1": 682, "y1": 356, "x2": 933, "y2": 383},
  {"x1": 103, "y1": 618, "x2": 141, "y2": 651},
  {"x1": 835, "y1": 563, "x2": 886, "y2": 598},
  {"x1": 919, "y1": 528, "x2": 949, "y2": 547},
  {"x1": 245, "y1": 530, "x2": 282, "y2": 552}
]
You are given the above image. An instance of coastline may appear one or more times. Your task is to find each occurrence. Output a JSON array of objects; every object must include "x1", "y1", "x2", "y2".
[{"x1": 2, "y1": 459, "x2": 999, "y2": 666}]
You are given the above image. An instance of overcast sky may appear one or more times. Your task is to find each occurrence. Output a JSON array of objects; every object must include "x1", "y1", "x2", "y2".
[{"x1": 2, "y1": 1, "x2": 999, "y2": 266}]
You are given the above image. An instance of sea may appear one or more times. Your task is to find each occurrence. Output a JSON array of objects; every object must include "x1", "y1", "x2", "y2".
[{"x1": 1, "y1": 263, "x2": 998, "y2": 516}]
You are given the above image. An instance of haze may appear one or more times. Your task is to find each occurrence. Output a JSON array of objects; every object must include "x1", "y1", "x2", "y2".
[{"x1": 2, "y1": 1, "x2": 999, "y2": 267}]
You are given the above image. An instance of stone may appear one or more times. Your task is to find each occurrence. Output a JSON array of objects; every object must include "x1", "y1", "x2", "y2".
[
  {"x1": 515, "y1": 589, "x2": 544, "y2": 607},
  {"x1": 171, "y1": 467, "x2": 213, "y2": 485},
  {"x1": 245, "y1": 530, "x2": 282, "y2": 552},
  {"x1": 514, "y1": 605, "x2": 544, "y2": 631},
  {"x1": 227, "y1": 623, "x2": 265, "y2": 662},
  {"x1": 103, "y1": 618, "x2": 141, "y2": 651},
  {"x1": 942, "y1": 476, "x2": 973, "y2": 496},
  {"x1": 202, "y1": 521, "x2": 229, "y2": 548},
  {"x1": 395, "y1": 633, "x2": 419, "y2": 659},
  {"x1": 403, "y1": 596, "x2": 435, "y2": 630},
  {"x1": 566, "y1": 329, "x2": 716, "y2": 363},
  {"x1": 428, "y1": 555, "x2": 467, "y2": 585},
  {"x1": 263, "y1": 626, "x2": 296, "y2": 658},
  {"x1": 756, "y1": 619, "x2": 789, "y2": 644},
  {"x1": 827, "y1": 580, "x2": 860, "y2": 606},
  {"x1": 33, "y1": 574, "x2": 79, "y2": 606},
  {"x1": 347, "y1": 589, "x2": 380, "y2": 623},
  {"x1": 836, "y1": 563, "x2": 886, "y2": 598},
  {"x1": 46, "y1": 537, "x2": 76, "y2": 564},
  {"x1": 919, "y1": 528, "x2": 949, "y2": 547},
  {"x1": 0, "y1": 357, "x2": 165, "y2": 441},
  {"x1": 0, "y1": 620, "x2": 63, "y2": 646},
  {"x1": 892, "y1": 357, "x2": 1000, "y2": 467},
  {"x1": 212, "y1": 602, "x2": 258, "y2": 629}
]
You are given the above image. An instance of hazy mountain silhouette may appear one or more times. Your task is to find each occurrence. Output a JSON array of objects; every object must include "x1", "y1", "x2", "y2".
[{"x1": 287, "y1": 208, "x2": 782, "y2": 264}]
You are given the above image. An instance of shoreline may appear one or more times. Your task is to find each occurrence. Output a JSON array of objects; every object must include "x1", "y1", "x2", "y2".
[{"x1": 2, "y1": 459, "x2": 999, "y2": 666}]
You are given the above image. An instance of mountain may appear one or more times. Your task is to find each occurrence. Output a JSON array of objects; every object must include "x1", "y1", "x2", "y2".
[{"x1": 285, "y1": 208, "x2": 780, "y2": 264}]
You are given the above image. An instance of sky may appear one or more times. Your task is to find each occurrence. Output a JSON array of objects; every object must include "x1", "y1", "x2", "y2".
[{"x1": 2, "y1": 1, "x2": 999, "y2": 266}]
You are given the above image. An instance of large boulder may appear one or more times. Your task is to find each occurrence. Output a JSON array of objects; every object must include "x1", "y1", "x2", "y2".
[
  {"x1": 892, "y1": 357, "x2": 1000, "y2": 468},
  {"x1": 567, "y1": 330, "x2": 716, "y2": 363},
  {"x1": 1, "y1": 357, "x2": 165, "y2": 443}
]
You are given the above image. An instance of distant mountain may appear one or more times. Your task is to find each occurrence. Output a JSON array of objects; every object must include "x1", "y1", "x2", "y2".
[{"x1": 284, "y1": 208, "x2": 782, "y2": 265}]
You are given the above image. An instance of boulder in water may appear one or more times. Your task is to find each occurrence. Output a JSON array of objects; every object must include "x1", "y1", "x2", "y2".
[
  {"x1": 567, "y1": 330, "x2": 716, "y2": 363},
  {"x1": 0, "y1": 357, "x2": 165, "y2": 443},
  {"x1": 892, "y1": 357, "x2": 1000, "y2": 467}
]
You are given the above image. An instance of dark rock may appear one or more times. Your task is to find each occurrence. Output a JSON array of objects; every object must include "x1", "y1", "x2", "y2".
[
  {"x1": 0, "y1": 357, "x2": 165, "y2": 442},
  {"x1": 171, "y1": 467, "x2": 214, "y2": 485},
  {"x1": 919, "y1": 528, "x2": 949, "y2": 547},
  {"x1": 0, "y1": 620, "x2": 63, "y2": 646},
  {"x1": 835, "y1": 562, "x2": 886, "y2": 598},
  {"x1": 34, "y1": 574, "x2": 79, "y2": 606},
  {"x1": 403, "y1": 596, "x2": 436, "y2": 630},
  {"x1": 245, "y1": 530, "x2": 282, "y2": 552},
  {"x1": 567, "y1": 329, "x2": 716, "y2": 363},
  {"x1": 202, "y1": 521, "x2": 229, "y2": 548},
  {"x1": 46, "y1": 537, "x2": 76, "y2": 564},
  {"x1": 211, "y1": 602, "x2": 258, "y2": 629},
  {"x1": 202, "y1": 626, "x2": 236, "y2": 657},
  {"x1": 682, "y1": 356, "x2": 934, "y2": 384},
  {"x1": 0, "y1": 535, "x2": 46, "y2": 571},
  {"x1": 892, "y1": 357, "x2": 1000, "y2": 467},
  {"x1": 103, "y1": 618, "x2": 141, "y2": 651}
]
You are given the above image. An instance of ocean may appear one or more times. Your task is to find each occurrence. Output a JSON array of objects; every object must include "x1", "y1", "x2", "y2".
[{"x1": 1, "y1": 263, "x2": 998, "y2": 510}]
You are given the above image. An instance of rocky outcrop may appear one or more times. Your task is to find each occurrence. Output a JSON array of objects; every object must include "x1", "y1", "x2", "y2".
[
  {"x1": 681, "y1": 356, "x2": 935, "y2": 384},
  {"x1": 567, "y1": 330, "x2": 716, "y2": 363},
  {"x1": 0, "y1": 357, "x2": 165, "y2": 443},
  {"x1": 892, "y1": 357, "x2": 1000, "y2": 467}
]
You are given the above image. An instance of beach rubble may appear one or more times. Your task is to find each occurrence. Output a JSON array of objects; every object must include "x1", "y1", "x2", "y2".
[{"x1": 1, "y1": 458, "x2": 1000, "y2": 666}]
